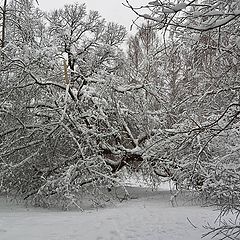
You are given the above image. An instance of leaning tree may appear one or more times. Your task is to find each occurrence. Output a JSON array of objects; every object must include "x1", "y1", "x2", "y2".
[{"x1": 0, "y1": 1, "x2": 131, "y2": 208}]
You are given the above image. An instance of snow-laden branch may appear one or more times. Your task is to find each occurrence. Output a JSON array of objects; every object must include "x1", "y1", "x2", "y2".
[
  {"x1": 113, "y1": 84, "x2": 144, "y2": 93},
  {"x1": 0, "y1": 151, "x2": 39, "y2": 178},
  {"x1": 28, "y1": 72, "x2": 77, "y2": 101},
  {"x1": 125, "y1": 0, "x2": 240, "y2": 32}
]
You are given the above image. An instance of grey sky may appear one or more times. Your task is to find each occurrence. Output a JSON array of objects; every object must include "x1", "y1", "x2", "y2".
[{"x1": 38, "y1": 0, "x2": 149, "y2": 31}]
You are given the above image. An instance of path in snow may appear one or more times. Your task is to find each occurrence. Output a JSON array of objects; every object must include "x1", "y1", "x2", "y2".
[{"x1": 0, "y1": 189, "x2": 221, "y2": 240}]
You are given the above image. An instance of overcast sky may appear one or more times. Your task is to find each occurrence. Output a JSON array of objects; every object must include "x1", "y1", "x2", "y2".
[{"x1": 38, "y1": 0, "x2": 149, "y2": 31}]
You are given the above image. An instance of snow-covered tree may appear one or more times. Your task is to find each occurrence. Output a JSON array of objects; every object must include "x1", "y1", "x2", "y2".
[
  {"x1": 126, "y1": 0, "x2": 240, "y2": 238},
  {"x1": 0, "y1": 1, "x2": 129, "y2": 208}
]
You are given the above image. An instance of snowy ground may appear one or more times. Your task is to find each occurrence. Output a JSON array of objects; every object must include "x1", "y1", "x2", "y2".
[{"x1": 0, "y1": 188, "x2": 222, "y2": 240}]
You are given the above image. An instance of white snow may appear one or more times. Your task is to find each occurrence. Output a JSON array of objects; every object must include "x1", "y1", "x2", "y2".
[
  {"x1": 162, "y1": 7, "x2": 175, "y2": 14},
  {"x1": 148, "y1": 1, "x2": 160, "y2": 6},
  {"x1": 172, "y1": 3, "x2": 187, "y2": 11},
  {"x1": 205, "y1": 10, "x2": 224, "y2": 16},
  {"x1": 114, "y1": 84, "x2": 143, "y2": 93},
  {"x1": 0, "y1": 188, "x2": 224, "y2": 240},
  {"x1": 236, "y1": 37, "x2": 240, "y2": 48}
]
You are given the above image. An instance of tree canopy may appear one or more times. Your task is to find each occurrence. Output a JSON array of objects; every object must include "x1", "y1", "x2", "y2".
[{"x1": 0, "y1": 1, "x2": 240, "y2": 237}]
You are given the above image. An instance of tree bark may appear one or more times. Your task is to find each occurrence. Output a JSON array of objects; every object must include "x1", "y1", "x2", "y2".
[{"x1": 1, "y1": 0, "x2": 7, "y2": 48}]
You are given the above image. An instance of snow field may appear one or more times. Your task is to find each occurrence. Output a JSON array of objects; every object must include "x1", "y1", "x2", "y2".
[{"x1": 0, "y1": 188, "x2": 222, "y2": 240}]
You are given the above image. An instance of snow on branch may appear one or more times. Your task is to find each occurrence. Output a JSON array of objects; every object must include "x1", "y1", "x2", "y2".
[
  {"x1": 125, "y1": 0, "x2": 240, "y2": 32},
  {"x1": 0, "y1": 152, "x2": 39, "y2": 178},
  {"x1": 113, "y1": 84, "x2": 144, "y2": 93}
]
